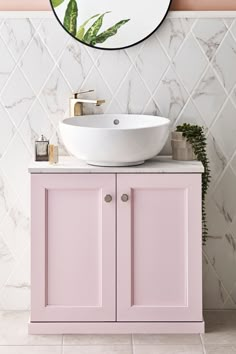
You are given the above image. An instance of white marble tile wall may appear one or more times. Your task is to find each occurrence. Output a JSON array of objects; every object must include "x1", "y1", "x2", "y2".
[{"x1": 0, "y1": 12, "x2": 235, "y2": 310}]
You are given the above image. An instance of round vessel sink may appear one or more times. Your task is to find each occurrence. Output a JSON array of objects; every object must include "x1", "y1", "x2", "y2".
[{"x1": 59, "y1": 114, "x2": 170, "y2": 166}]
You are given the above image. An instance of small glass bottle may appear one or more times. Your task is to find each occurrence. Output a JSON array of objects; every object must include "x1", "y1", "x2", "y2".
[{"x1": 35, "y1": 135, "x2": 49, "y2": 161}]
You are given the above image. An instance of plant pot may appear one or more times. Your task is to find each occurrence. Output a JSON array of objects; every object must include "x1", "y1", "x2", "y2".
[
  {"x1": 171, "y1": 132, "x2": 196, "y2": 161},
  {"x1": 172, "y1": 147, "x2": 196, "y2": 161},
  {"x1": 171, "y1": 131, "x2": 185, "y2": 141},
  {"x1": 171, "y1": 139, "x2": 193, "y2": 149}
]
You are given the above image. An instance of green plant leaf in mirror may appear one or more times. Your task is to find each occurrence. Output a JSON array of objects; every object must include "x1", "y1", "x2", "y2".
[
  {"x1": 83, "y1": 12, "x2": 111, "y2": 44},
  {"x1": 63, "y1": 0, "x2": 78, "y2": 36},
  {"x1": 92, "y1": 19, "x2": 130, "y2": 45},
  {"x1": 76, "y1": 14, "x2": 100, "y2": 40},
  {"x1": 52, "y1": 0, "x2": 64, "y2": 8}
]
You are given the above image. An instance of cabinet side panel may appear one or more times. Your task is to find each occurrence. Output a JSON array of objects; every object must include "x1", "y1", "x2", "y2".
[{"x1": 31, "y1": 174, "x2": 47, "y2": 321}]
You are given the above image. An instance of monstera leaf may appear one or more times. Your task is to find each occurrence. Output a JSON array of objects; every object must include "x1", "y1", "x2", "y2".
[
  {"x1": 83, "y1": 12, "x2": 111, "y2": 44},
  {"x1": 76, "y1": 14, "x2": 100, "y2": 40},
  {"x1": 63, "y1": 0, "x2": 78, "y2": 36},
  {"x1": 52, "y1": 0, "x2": 64, "y2": 7},
  {"x1": 92, "y1": 19, "x2": 130, "y2": 45}
]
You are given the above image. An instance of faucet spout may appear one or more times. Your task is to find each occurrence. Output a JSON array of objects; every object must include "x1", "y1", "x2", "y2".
[
  {"x1": 74, "y1": 98, "x2": 105, "y2": 106},
  {"x1": 96, "y1": 100, "x2": 106, "y2": 106},
  {"x1": 69, "y1": 91, "x2": 105, "y2": 116}
]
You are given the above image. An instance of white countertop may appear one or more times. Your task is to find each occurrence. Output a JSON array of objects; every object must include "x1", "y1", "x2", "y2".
[{"x1": 28, "y1": 156, "x2": 204, "y2": 174}]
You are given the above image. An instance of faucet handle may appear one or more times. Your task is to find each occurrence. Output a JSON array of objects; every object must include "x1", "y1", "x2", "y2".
[{"x1": 73, "y1": 90, "x2": 94, "y2": 99}]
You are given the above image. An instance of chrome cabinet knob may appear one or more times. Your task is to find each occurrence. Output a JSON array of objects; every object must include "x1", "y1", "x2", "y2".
[
  {"x1": 104, "y1": 194, "x2": 112, "y2": 203},
  {"x1": 121, "y1": 194, "x2": 129, "y2": 202}
]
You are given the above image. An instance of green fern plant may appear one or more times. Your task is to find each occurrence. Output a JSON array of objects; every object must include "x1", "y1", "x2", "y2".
[{"x1": 176, "y1": 123, "x2": 211, "y2": 245}]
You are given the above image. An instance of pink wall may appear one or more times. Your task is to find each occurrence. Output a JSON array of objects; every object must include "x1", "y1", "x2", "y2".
[
  {"x1": 0, "y1": 0, "x2": 50, "y2": 10},
  {"x1": 171, "y1": 0, "x2": 236, "y2": 10},
  {"x1": 0, "y1": 0, "x2": 236, "y2": 10}
]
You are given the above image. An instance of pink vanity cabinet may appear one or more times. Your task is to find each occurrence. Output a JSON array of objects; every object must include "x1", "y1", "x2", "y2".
[{"x1": 28, "y1": 157, "x2": 204, "y2": 334}]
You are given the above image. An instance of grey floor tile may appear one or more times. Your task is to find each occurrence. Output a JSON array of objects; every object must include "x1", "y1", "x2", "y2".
[
  {"x1": 0, "y1": 347, "x2": 62, "y2": 354},
  {"x1": 202, "y1": 328, "x2": 236, "y2": 345},
  {"x1": 133, "y1": 334, "x2": 201, "y2": 345},
  {"x1": 63, "y1": 334, "x2": 132, "y2": 345},
  {"x1": 205, "y1": 345, "x2": 236, "y2": 354},
  {"x1": 0, "y1": 311, "x2": 62, "y2": 345},
  {"x1": 133, "y1": 344, "x2": 204, "y2": 354},
  {"x1": 62, "y1": 345, "x2": 132, "y2": 354}
]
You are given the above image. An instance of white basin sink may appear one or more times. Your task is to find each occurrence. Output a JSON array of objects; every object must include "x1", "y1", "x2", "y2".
[{"x1": 59, "y1": 114, "x2": 170, "y2": 166}]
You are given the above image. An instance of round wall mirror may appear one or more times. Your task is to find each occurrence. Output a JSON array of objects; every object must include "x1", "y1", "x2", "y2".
[{"x1": 50, "y1": 0, "x2": 172, "y2": 50}]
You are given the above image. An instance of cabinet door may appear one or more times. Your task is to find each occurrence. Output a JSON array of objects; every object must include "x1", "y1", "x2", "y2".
[
  {"x1": 117, "y1": 174, "x2": 202, "y2": 322},
  {"x1": 31, "y1": 174, "x2": 116, "y2": 322}
]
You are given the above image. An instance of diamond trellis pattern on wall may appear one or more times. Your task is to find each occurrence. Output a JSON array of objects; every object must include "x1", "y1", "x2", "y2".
[{"x1": 0, "y1": 14, "x2": 235, "y2": 309}]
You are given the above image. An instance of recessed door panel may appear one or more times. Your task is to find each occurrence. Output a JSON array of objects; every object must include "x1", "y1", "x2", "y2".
[
  {"x1": 31, "y1": 174, "x2": 116, "y2": 322},
  {"x1": 47, "y1": 188, "x2": 102, "y2": 307},
  {"x1": 131, "y1": 188, "x2": 187, "y2": 307}
]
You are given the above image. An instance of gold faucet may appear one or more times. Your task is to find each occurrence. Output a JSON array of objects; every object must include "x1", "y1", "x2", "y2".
[{"x1": 69, "y1": 90, "x2": 105, "y2": 116}]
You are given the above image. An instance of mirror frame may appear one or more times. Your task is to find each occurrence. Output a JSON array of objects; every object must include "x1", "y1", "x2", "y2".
[{"x1": 49, "y1": 0, "x2": 173, "y2": 50}]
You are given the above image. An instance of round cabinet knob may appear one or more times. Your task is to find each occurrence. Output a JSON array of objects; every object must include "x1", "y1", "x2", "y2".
[
  {"x1": 104, "y1": 194, "x2": 112, "y2": 203},
  {"x1": 121, "y1": 194, "x2": 129, "y2": 202}
]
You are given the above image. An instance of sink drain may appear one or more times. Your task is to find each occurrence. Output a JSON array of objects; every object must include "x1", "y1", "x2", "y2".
[{"x1": 113, "y1": 119, "x2": 120, "y2": 125}]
